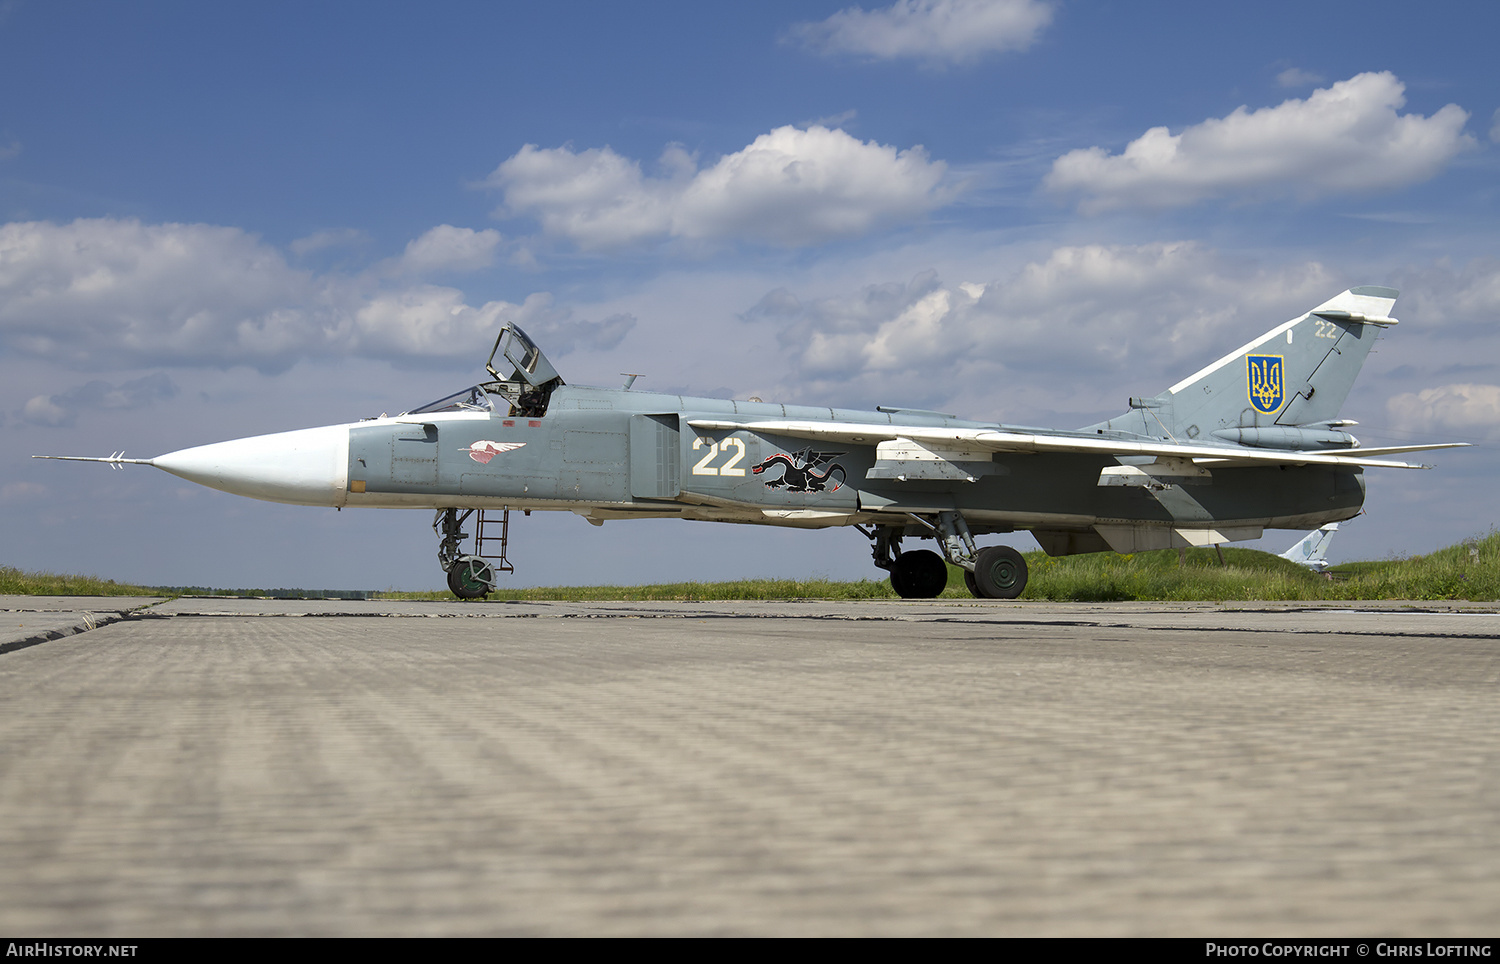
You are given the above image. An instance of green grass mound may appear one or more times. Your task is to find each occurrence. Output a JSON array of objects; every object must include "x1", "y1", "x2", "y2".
[
  {"x1": 1330, "y1": 528, "x2": 1500, "y2": 601},
  {"x1": 1021, "y1": 528, "x2": 1500, "y2": 602},
  {"x1": 1019, "y1": 545, "x2": 1321, "y2": 602},
  {"x1": 0, "y1": 566, "x2": 157, "y2": 597}
]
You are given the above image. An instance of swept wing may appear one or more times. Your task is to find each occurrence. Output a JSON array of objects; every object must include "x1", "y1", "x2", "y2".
[{"x1": 685, "y1": 418, "x2": 1466, "y2": 471}]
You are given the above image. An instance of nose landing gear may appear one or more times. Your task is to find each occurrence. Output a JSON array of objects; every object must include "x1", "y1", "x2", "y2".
[
  {"x1": 447, "y1": 556, "x2": 497, "y2": 600},
  {"x1": 434, "y1": 507, "x2": 514, "y2": 599}
]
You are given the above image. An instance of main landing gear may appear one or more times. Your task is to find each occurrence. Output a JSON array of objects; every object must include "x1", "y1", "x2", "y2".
[
  {"x1": 969, "y1": 545, "x2": 1027, "y2": 599},
  {"x1": 434, "y1": 508, "x2": 514, "y2": 599},
  {"x1": 860, "y1": 514, "x2": 1028, "y2": 600},
  {"x1": 890, "y1": 549, "x2": 948, "y2": 599}
]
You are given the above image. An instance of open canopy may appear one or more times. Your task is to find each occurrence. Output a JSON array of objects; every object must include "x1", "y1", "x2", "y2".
[{"x1": 486, "y1": 322, "x2": 562, "y2": 389}]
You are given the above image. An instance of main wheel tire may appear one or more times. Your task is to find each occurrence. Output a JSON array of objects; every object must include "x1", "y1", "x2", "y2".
[
  {"x1": 964, "y1": 569, "x2": 980, "y2": 598},
  {"x1": 890, "y1": 549, "x2": 948, "y2": 599},
  {"x1": 973, "y1": 545, "x2": 1027, "y2": 599},
  {"x1": 447, "y1": 557, "x2": 495, "y2": 600}
]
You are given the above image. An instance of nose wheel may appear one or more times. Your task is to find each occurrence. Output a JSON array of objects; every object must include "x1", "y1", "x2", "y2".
[{"x1": 447, "y1": 555, "x2": 497, "y2": 600}]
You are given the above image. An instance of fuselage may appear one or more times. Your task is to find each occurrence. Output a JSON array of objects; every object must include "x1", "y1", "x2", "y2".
[{"x1": 151, "y1": 383, "x2": 1365, "y2": 542}]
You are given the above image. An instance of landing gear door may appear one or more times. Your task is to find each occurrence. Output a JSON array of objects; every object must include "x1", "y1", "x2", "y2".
[{"x1": 630, "y1": 414, "x2": 681, "y2": 499}]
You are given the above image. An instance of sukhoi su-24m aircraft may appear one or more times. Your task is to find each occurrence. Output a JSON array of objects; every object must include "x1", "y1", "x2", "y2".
[{"x1": 37, "y1": 286, "x2": 1467, "y2": 599}]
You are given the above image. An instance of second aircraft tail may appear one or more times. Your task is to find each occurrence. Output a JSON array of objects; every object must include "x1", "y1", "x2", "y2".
[{"x1": 1279, "y1": 523, "x2": 1340, "y2": 571}]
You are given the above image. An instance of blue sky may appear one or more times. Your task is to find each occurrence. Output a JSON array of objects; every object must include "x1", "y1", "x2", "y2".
[{"x1": 4, "y1": 0, "x2": 1498, "y2": 590}]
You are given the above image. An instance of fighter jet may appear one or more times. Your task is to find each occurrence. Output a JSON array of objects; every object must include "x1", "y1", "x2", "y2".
[
  {"x1": 1279, "y1": 523, "x2": 1341, "y2": 573},
  {"x1": 37, "y1": 286, "x2": 1466, "y2": 599}
]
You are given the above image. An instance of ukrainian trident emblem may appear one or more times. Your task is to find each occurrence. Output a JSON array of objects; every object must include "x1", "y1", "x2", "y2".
[{"x1": 1247, "y1": 355, "x2": 1284, "y2": 414}]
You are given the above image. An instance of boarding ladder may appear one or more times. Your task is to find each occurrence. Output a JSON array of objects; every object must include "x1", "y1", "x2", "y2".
[{"x1": 474, "y1": 509, "x2": 515, "y2": 574}]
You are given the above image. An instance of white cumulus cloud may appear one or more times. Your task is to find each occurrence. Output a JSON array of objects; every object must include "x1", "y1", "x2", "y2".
[
  {"x1": 755, "y1": 242, "x2": 1336, "y2": 420},
  {"x1": 289, "y1": 227, "x2": 369, "y2": 256},
  {"x1": 390, "y1": 224, "x2": 502, "y2": 275},
  {"x1": 20, "y1": 373, "x2": 178, "y2": 428},
  {"x1": 1276, "y1": 67, "x2": 1325, "y2": 88},
  {"x1": 0, "y1": 218, "x2": 609, "y2": 372},
  {"x1": 0, "y1": 218, "x2": 318, "y2": 367},
  {"x1": 1046, "y1": 72, "x2": 1475, "y2": 213},
  {"x1": 1387, "y1": 384, "x2": 1500, "y2": 440},
  {"x1": 487, "y1": 126, "x2": 953, "y2": 249},
  {"x1": 789, "y1": 0, "x2": 1052, "y2": 65},
  {"x1": 1376, "y1": 258, "x2": 1500, "y2": 340}
]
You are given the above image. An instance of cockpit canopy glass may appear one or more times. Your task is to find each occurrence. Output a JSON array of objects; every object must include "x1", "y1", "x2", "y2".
[{"x1": 407, "y1": 385, "x2": 495, "y2": 415}]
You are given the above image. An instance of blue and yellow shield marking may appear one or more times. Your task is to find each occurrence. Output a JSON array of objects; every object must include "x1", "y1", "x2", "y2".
[{"x1": 1247, "y1": 354, "x2": 1284, "y2": 414}]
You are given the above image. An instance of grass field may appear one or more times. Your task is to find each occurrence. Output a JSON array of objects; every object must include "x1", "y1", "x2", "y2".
[
  {"x1": 7, "y1": 528, "x2": 1498, "y2": 602},
  {"x1": 0, "y1": 568, "x2": 158, "y2": 597}
]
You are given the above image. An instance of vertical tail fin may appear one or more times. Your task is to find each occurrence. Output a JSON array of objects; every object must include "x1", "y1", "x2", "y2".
[
  {"x1": 1089, "y1": 287, "x2": 1398, "y2": 447},
  {"x1": 1279, "y1": 523, "x2": 1340, "y2": 571}
]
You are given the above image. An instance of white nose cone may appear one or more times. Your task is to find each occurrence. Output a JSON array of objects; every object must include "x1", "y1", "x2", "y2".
[{"x1": 153, "y1": 425, "x2": 350, "y2": 506}]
